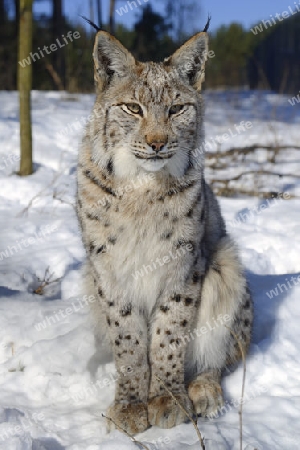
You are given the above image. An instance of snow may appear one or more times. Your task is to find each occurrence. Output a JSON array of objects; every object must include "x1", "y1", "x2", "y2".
[{"x1": 0, "y1": 90, "x2": 299, "y2": 449}]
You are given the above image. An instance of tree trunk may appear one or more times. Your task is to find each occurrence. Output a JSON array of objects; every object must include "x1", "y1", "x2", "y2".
[
  {"x1": 18, "y1": 0, "x2": 33, "y2": 176},
  {"x1": 89, "y1": 0, "x2": 94, "y2": 23},
  {"x1": 0, "y1": 0, "x2": 6, "y2": 25},
  {"x1": 52, "y1": 0, "x2": 65, "y2": 89},
  {"x1": 96, "y1": 0, "x2": 102, "y2": 28},
  {"x1": 109, "y1": 0, "x2": 115, "y2": 34}
]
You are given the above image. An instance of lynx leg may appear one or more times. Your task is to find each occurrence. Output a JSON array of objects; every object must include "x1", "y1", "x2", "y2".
[
  {"x1": 105, "y1": 307, "x2": 150, "y2": 434},
  {"x1": 97, "y1": 293, "x2": 150, "y2": 433},
  {"x1": 83, "y1": 265, "x2": 149, "y2": 433},
  {"x1": 105, "y1": 306, "x2": 150, "y2": 434},
  {"x1": 188, "y1": 369, "x2": 223, "y2": 416},
  {"x1": 147, "y1": 289, "x2": 202, "y2": 428}
]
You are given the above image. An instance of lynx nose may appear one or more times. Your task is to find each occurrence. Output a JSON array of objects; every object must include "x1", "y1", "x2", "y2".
[{"x1": 150, "y1": 142, "x2": 165, "y2": 153}]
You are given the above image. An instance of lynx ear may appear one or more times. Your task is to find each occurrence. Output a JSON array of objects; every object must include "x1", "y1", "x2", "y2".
[
  {"x1": 165, "y1": 32, "x2": 209, "y2": 91},
  {"x1": 93, "y1": 31, "x2": 136, "y2": 91}
]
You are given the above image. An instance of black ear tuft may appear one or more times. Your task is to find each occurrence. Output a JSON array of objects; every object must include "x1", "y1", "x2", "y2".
[
  {"x1": 81, "y1": 15, "x2": 101, "y2": 32},
  {"x1": 202, "y1": 15, "x2": 211, "y2": 33}
]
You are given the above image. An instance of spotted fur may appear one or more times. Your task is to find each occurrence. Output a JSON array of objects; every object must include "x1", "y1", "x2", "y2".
[{"x1": 77, "y1": 29, "x2": 253, "y2": 434}]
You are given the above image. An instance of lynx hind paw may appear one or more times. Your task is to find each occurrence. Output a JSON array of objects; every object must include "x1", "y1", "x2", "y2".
[
  {"x1": 148, "y1": 393, "x2": 194, "y2": 429},
  {"x1": 188, "y1": 374, "x2": 224, "y2": 417},
  {"x1": 106, "y1": 402, "x2": 149, "y2": 434}
]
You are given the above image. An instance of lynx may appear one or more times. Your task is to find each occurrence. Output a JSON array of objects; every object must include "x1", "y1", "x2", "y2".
[{"x1": 76, "y1": 24, "x2": 253, "y2": 434}]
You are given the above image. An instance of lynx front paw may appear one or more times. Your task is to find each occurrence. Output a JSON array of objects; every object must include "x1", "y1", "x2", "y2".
[
  {"x1": 106, "y1": 402, "x2": 149, "y2": 434},
  {"x1": 148, "y1": 393, "x2": 193, "y2": 429},
  {"x1": 188, "y1": 374, "x2": 224, "y2": 417}
]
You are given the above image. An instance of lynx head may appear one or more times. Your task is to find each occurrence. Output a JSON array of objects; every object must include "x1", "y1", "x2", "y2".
[{"x1": 89, "y1": 29, "x2": 209, "y2": 178}]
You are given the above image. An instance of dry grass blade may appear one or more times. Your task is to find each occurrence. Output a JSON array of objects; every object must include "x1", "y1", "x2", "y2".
[
  {"x1": 102, "y1": 414, "x2": 150, "y2": 450},
  {"x1": 17, "y1": 171, "x2": 62, "y2": 217},
  {"x1": 155, "y1": 375, "x2": 205, "y2": 450},
  {"x1": 225, "y1": 326, "x2": 246, "y2": 450}
]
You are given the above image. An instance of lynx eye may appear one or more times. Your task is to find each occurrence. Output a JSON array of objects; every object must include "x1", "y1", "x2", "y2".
[
  {"x1": 124, "y1": 103, "x2": 143, "y2": 116},
  {"x1": 169, "y1": 104, "x2": 185, "y2": 115}
]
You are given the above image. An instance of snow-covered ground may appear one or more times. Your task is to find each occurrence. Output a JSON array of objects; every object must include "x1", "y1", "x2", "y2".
[{"x1": 0, "y1": 90, "x2": 299, "y2": 450}]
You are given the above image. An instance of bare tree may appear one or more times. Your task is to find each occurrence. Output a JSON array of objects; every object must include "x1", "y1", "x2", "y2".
[
  {"x1": 96, "y1": 0, "x2": 102, "y2": 28},
  {"x1": 165, "y1": 0, "x2": 201, "y2": 42},
  {"x1": 18, "y1": 0, "x2": 33, "y2": 176},
  {"x1": 109, "y1": 0, "x2": 116, "y2": 34},
  {"x1": 89, "y1": 0, "x2": 94, "y2": 23},
  {"x1": 14, "y1": 0, "x2": 20, "y2": 36},
  {"x1": 0, "y1": 0, "x2": 6, "y2": 25},
  {"x1": 52, "y1": 0, "x2": 65, "y2": 88}
]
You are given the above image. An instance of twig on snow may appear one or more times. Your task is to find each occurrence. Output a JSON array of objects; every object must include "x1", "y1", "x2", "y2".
[
  {"x1": 17, "y1": 172, "x2": 62, "y2": 217},
  {"x1": 33, "y1": 266, "x2": 61, "y2": 295}
]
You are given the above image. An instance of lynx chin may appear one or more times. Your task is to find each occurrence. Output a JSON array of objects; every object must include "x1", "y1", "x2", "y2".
[{"x1": 76, "y1": 22, "x2": 253, "y2": 434}]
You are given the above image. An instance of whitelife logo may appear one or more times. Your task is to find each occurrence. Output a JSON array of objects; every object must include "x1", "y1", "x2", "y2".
[{"x1": 18, "y1": 31, "x2": 81, "y2": 68}]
